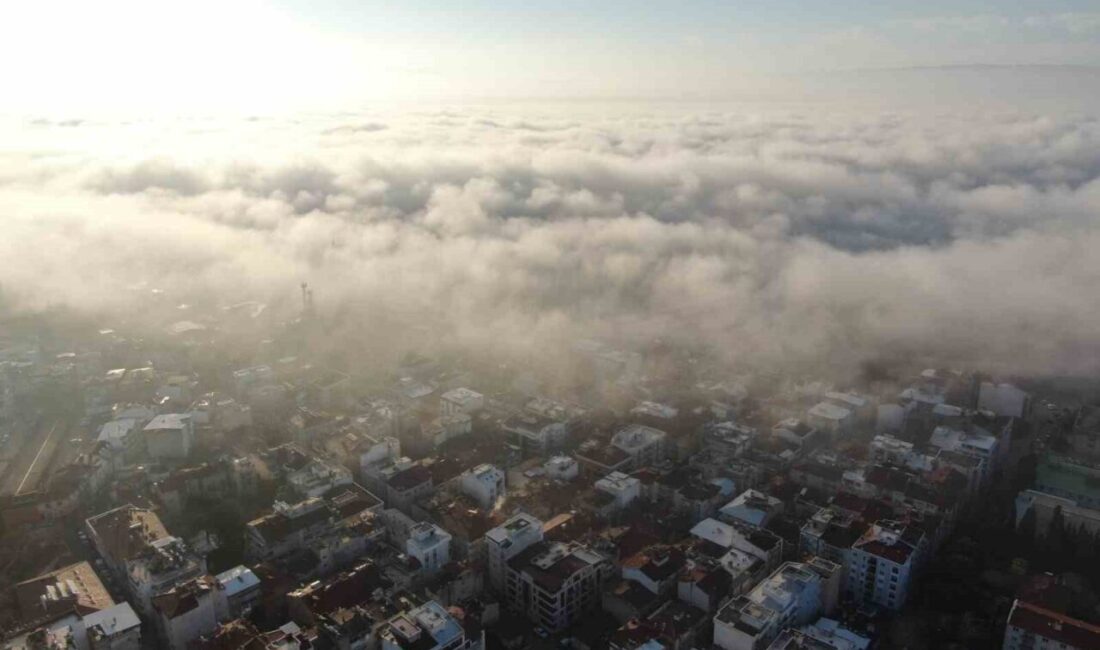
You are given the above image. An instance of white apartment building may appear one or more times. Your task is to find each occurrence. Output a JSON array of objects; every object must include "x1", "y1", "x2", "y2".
[
  {"x1": 125, "y1": 537, "x2": 206, "y2": 616},
  {"x1": 595, "y1": 472, "x2": 641, "y2": 508},
  {"x1": 215, "y1": 566, "x2": 261, "y2": 618},
  {"x1": 152, "y1": 576, "x2": 226, "y2": 650},
  {"x1": 440, "y1": 388, "x2": 485, "y2": 418},
  {"x1": 845, "y1": 521, "x2": 924, "y2": 611},
  {"x1": 459, "y1": 464, "x2": 505, "y2": 509},
  {"x1": 406, "y1": 522, "x2": 452, "y2": 574},
  {"x1": 381, "y1": 600, "x2": 479, "y2": 650},
  {"x1": 502, "y1": 412, "x2": 568, "y2": 453},
  {"x1": 611, "y1": 424, "x2": 668, "y2": 468},
  {"x1": 719, "y1": 490, "x2": 784, "y2": 529},
  {"x1": 713, "y1": 562, "x2": 830, "y2": 650},
  {"x1": 806, "y1": 402, "x2": 854, "y2": 436},
  {"x1": 544, "y1": 456, "x2": 579, "y2": 481},
  {"x1": 485, "y1": 513, "x2": 544, "y2": 594},
  {"x1": 287, "y1": 459, "x2": 353, "y2": 499},
  {"x1": 143, "y1": 414, "x2": 194, "y2": 462}
]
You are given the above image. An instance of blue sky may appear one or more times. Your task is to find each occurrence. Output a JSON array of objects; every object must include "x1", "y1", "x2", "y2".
[{"x1": 2, "y1": 0, "x2": 1098, "y2": 113}]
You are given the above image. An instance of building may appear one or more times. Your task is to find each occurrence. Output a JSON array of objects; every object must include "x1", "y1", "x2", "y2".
[
  {"x1": 406, "y1": 522, "x2": 452, "y2": 574},
  {"x1": 245, "y1": 498, "x2": 333, "y2": 561},
  {"x1": 503, "y1": 412, "x2": 568, "y2": 454},
  {"x1": 125, "y1": 536, "x2": 207, "y2": 615},
  {"x1": 690, "y1": 518, "x2": 784, "y2": 574},
  {"x1": 611, "y1": 424, "x2": 668, "y2": 468},
  {"x1": 440, "y1": 388, "x2": 485, "y2": 417},
  {"x1": 96, "y1": 418, "x2": 142, "y2": 466},
  {"x1": 622, "y1": 546, "x2": 686, "y2": 596},
  {"x1": 287, "y1": 458, "x2": 353, "y2": 499},
  {"x1": 846, "y1": 520, "x2": 924, "y2": 611},
  {"x1": 505, "y1": 541, "x2": 611, "y2": 631},
  {"x1": 152, "y1": 576, "x2": 225, "y2": 650},
  {"x1": 83, "y1": 602, "x2": 142, "y2": 650},
  {"x1": 595, "y1": 472, "x2": 642, "y2": 509},
  {"x1": 713, "y1": 562, "x2": 830, "y2": 650},
  {"x1": 380, "y1": 600, "x2": 479, "y2": 650},
  {"x1": 806, "y1": 403, "x2": 853, "y2": 436},
  {"x1": 214, "y1": 566, "x2": 261, "y2": 618},
  {"x1": 1034, "y1": 455, "x2": 1100, "y2": 510},
  {"x1": 459, "y1": 464, "x2": 505, "y2": 509},
  {"x1": 14, "y1": 562, "x2": 114, "y2": 624},
  {"x1": 1003, "y1": 599, "x2": 1100, "y2": 650},
  {"x1": 544, "y1": 456, "x2": 579, "y2": 481},
  {"x1": 773, "y1": 419, "x2": 819, "y2": 450},
  {"x1": 85, "y1": 505, "x2": 171, "y2": 574},
  {"x1": 702, "y1": 421, "x2": 756, "y2": 458},
  {"x1": 143, "y1": 414, "x2": 194, "y2": 461},
  {"x1": 719, "y1": 490, "x2": 784, "y2": 529},
  {"x1": 767, "y1": 617, "x2": 871, "y2": 649},
  {"x1": 1015, "y1": 489, "x2": 1100, "y2": 539},
  {"x1": 485, "y1": 513, "x2": 543, "y2": 594}
]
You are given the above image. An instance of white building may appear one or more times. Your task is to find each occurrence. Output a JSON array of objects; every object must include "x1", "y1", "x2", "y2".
[
  {"x1": 381, "y1": 600, "x2": 479, "y2": 650},
  {"x1": 459, "y1": 464, "x2": 505, "y2": 509},
  {"x1": 719, "y1": 490, "x2": 783, "y2": 529},
  {"x1": 713, "y1": 562, "x2": 829, "y2": 650},
  {"x1": 503, "y1": 412, "x2": 568, "y2": 453},
  {"x1": 929, "y1": 425, "x2": 999, "y2": 482},
  {"x1": 611, "y1": 424, "x2": 668, "y2": 468},
  {"x1": 125, "y1": 537, "x2": 206, "y2": 616},
  {"x1": 143, "y1": 414, "x2": 194, "y2": 462},
  {"x1": 772, "y1": 419, "x2": 819, "y2": 450},
  {"x1": 767, "y1": 618, "x2": 871, "y2": 650},
  {"x1": 96, "y1": 418, "x2": 142, "y2": 465},
  {"x1": 485, "y1": 513, "x2": 543, "y2": 594},
  {"x1": 807, "y1": 402, "x2": 854, "y2": 436},
  {"x1": 83, "y1": 602, "x2": 142, "y2": 650},
  {"x1": 691, "y1": 518, "x2": 783, "y2": 575},
  {"x1": 287, "y1": 459, "x2": 353, "y2": 499},
  {"x1": 595, "y1": 472, "x2": 641, "y2": 508},
  {"x1": 1003, "y1": 599, "x2": 1100, "y2": 650},
  {"x1": 153, "y1": 576, "x2": 226, "y2": 650},
  {"x1": 440, "y1": 388, "x2": 485, "y2": 418},
  {"x1": 426, "y1": 413, "x2": 473, "y2": 447},
  {"x1": 846, "y1": 521, "x2": 924, "y2": 611},
  {"x1": 544, "y1": 456, "x2": 579, "y2": 481},
  {"x1": 214, "y1": 566, "x2": 261, "y2": 618},
  {"x1": 406, "y1": 522, "x2": 452, "y2": 574}
]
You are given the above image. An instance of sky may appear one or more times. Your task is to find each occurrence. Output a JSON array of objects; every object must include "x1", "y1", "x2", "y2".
[
  {"x1": 2, "y1": 3, "x2": 1100, "y2": 381},
  {"x1": 2, "y1": 1, "x2": 1099, "y2": 114}
]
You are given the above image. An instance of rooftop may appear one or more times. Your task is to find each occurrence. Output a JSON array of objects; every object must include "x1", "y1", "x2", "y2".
[
  {"x1": 15, "y1": 561, "x2": 113, "y2": 622},
  {"x1": 612, "y1": 424, "x2": 668, "y2": 453},
  {"x1": 509, "y1": 541, "x2": 605, "y2": 593},
  {"x1": 144, "y1": 413, "x2": 190, "y2": 431},
  {"x1": 1008, "y1": 600, "x2": 1100, "y2": 649}
]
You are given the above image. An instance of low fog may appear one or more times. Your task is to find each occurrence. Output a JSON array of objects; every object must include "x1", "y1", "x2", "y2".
[{"x1": 2, "y1": 100, "x2": 1100, "y2": 379}]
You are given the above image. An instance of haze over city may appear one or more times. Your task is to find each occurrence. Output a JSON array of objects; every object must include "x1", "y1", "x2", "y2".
[{"x1": 1, "y1": 3, "x2": 1100, "y2": 650}]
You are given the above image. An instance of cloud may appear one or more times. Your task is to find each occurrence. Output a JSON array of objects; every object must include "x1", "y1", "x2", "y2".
[{"x1": 1, "y1": 104, "x2": 1099, "y2": 380}]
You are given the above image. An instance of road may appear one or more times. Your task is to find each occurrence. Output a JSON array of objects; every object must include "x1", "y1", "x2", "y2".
[
  {"x1": 0, "y1": 418, "x2": 67, "y2": 497},
  {"x1": 15, "y1": 420, "x2": 61, "y2": 495}
]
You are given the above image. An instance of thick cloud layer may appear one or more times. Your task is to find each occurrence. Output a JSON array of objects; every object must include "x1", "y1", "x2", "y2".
[{"x1": 1, "y1": 104, "x2": 1099, "y2": 378}]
